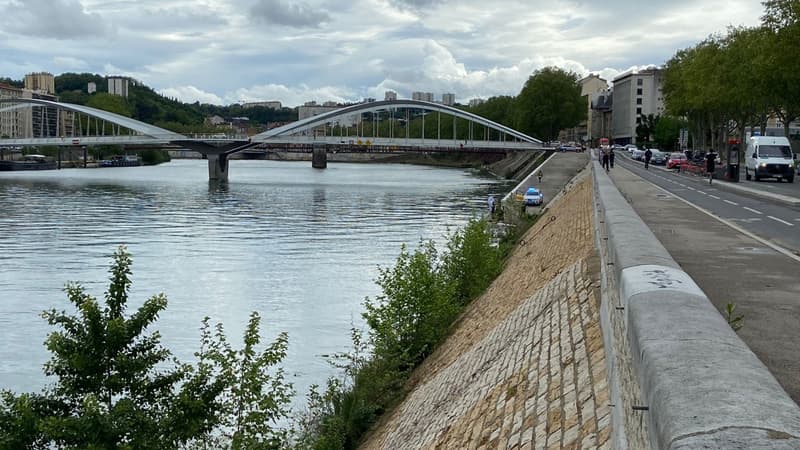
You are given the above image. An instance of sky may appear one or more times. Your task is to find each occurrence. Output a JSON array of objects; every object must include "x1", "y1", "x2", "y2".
[{"x1": 0, "y1": 0, "x2": 764, "y2": 107}]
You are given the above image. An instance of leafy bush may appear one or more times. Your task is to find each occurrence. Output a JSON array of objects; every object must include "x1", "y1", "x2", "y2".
[
  {"x1": 296, "y1": 219, "x2": 503, "y2": 449},
  {"x1": 0, "y1": 246, "x2": 292, "y2": 449}
]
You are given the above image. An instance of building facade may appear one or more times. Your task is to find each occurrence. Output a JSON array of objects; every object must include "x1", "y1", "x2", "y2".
[
  {"x1": 24, "y1": 72, "x2": 55, "y2": 95},
  {"x1": 384, "y1": 91, "x2": 397, "y2": 101},
  {"x1": 412, "y1": 91, "x2": 434, "y2": 102},
  {"x1": 242, "y1": 101, "x2": 282, "y2": 109},
  {"x1": 107, "y1": 76, "x2": 130, "y2": 97},
  {"x1": 560, "y1": 74, "x2": 609, "y2": 144},
  {"x1": 442, "y1": 93, "x2": 455, "y2": 106},
  {"x1": 611, "y1": 67, "x2": 664, "y2": 145},
  {"x1": 590, "y1": 91, "x2": 613, "y2": 145},
  {"x1": 88, "y1": 82, "x2": 97, "y2": 94},
  {"x1": 0, "y1": 83, "x2": 32, "y2": 139}
]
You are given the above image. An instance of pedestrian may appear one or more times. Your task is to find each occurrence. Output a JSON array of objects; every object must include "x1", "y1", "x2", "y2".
[
  {"x1": 487, "y1": 195, "x2": 495, "y2": 216},
  {"x1": 644, "y1": 148, "x2": 652, "y2": 170},
  {"x1": 706, "y1": 151, "x2": 717, "y2": 185},
  {"x1": 601, "y1": 147, "x2": 609, "y2": 171},
  {"x1": 609, "y1": 147, "x2": 615, "y2": 168},
  {"x1": 537, "y1": 169, "x2": 543, "y2": 184}
]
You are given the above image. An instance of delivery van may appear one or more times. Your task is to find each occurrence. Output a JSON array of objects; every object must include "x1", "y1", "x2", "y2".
[{"x1": 744, "y1": 136, "x2": 795, "y2": 183}]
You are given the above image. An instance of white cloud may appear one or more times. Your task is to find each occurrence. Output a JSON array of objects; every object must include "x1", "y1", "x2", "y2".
[
  {"x1": 0, "y1": 0, "x2": 765, "y2": 108},
  {"x1": 159, "y1": 86, "x2": 224, "y2": 104}
]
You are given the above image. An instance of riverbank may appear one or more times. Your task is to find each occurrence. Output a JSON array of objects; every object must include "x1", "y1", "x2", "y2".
[{"x1": 359, "y1": 166, "x2": 612, "y2": 449}]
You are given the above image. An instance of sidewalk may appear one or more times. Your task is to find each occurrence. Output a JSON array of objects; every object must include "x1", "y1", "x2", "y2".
[
  {"x1": 607, "y1": 164, "x2": 800, "y2": 405},
  {"x1": 503, "y1": 151, "x2": 589, "y2": 213}
]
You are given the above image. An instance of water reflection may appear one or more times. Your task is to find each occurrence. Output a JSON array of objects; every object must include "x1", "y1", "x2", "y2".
[{"x1": 0, "y1": 159, "x2": 512, "y2": 403}]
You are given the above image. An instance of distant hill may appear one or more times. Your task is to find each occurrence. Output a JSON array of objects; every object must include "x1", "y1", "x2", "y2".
[{"x1": 5, "y1": 72, "x2": 299, "y2": 134}]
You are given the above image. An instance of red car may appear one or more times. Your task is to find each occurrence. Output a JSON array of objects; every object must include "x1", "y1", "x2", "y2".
[{"x1": 667, "y1": 153, "x2": 686, "y2": 169}]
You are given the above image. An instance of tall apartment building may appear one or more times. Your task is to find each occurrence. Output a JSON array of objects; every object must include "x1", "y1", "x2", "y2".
[
  {"x1": 24, "y1": 72, "x2": 55, "y2": 95},
  {"x1": 468, "y1": 98, "x2": 485, "y2": 107},
  {"x1": 441, "y1": 93, "x2": 455, "y2": 106},
  {"x1": 88, "y1": 82, "x2": 97, "y2": 94},
  {"x1": 298, "y1": 104, "x2": 359, "y2": 127},
  {"x1": 412, "y1": 91, "x2": 434, "y2": 102},
  {"x1": 590, "y1": 91, "x2": 613, "y2": 144},
  {"x1": 0, "y1": 83, "x2": 32, "y2": 139},
  {"x1": 384, "y1": 91, "x2": 397, "y2": 101},
  {"x1": 107, "y1": 76, "x2": 130, "y2": 97},
  {"x1": 611, "y1": 67, "x2": 664, "y2": 145}
]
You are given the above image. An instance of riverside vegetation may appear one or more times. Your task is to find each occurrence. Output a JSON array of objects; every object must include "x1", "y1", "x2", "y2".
[{"x1": 0, "y1": 217, "x2": 530, "y2": 449}]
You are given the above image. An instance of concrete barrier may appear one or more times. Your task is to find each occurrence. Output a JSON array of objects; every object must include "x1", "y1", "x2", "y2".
[{"x1": 592, "y1": 158, "x2": 800, "y2": 449}]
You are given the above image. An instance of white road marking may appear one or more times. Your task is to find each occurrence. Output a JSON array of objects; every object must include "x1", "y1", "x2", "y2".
[
  {"x1": 697, "y1": 191, "x2": 707, "y2": 195},
  {"x1": 686, "y1": 186, "x2": 696, "y2": 191},
  {"x1": 744, "y1": 207, "x2": 763, "y2": 215},
  {"x1": 768, "y1": 216, "x2": 795, "y2": 226},
  {"x1": 678, "y1": 183, "x2": 687, "y2": 188},
  {"x1": 724, "y1": 199, "x2": 739, "y2": 206},
  {"x1": 709, "y1": 195, "x2": 721, "y2": 199}
]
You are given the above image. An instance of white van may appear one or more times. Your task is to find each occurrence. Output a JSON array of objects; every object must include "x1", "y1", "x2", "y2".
[{"x1": 744, "y1": 136, "x2": 795, "y2": 183}]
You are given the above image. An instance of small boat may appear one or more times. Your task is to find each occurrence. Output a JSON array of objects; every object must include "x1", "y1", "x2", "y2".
[{"x1": 0, "y1": 154, "x2": 57, "y2": 171}]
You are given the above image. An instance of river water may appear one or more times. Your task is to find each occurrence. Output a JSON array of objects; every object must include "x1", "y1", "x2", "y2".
[{"x1": 0, "y1": 159, "x2": 509, "y2": 403}]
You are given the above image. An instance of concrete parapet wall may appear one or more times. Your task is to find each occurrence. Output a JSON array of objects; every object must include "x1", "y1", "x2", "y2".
[{"x1": 592, "y1": 159, "x2": 800, "y2": 449}]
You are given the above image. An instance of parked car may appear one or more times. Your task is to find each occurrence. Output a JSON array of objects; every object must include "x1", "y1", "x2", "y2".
[
  {"x1": 632, "y1": 149, "x2": 645, "y2": 161},
  {"x1": 651, "y1": 151, "x2": 668, "y2": 165},
  {"x1": 625, "y1": 144, "x2": 638, "y2": 154},
  {"x1": 523, "y1": 187, "x2": 543, "y2": 206},
  {"x1": 667, "y1": 153, "x2": 687, "y2": 169}
]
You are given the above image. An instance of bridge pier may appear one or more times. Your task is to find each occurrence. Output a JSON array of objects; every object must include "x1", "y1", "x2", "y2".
[
  {"x1": 312, "y1": 146, "x2": 327, "y2": 169},
  {"x1": 206, "y1": 153, "x2": 229, "y2": 181}
]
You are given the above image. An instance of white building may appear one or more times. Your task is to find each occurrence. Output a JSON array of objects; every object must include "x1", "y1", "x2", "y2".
[
  {"x1": 611, "y1": 67, "x2": 664, "y2": 145},
  {"x1": 298, "y1": 105, "x2": 359, "y2": 127},
  {"x1": 384, "y1": 91, "x2": 397, "y2": 101},
  {"x1": 88, "y1": 82, "x2": 97, "y2": 94},
  {"x1": 107, "y1": 76, "x2": 130, "y2": 97},
  {"x1": 468, "y1": 98, "x2": 485, "y2": 107},
  {"x1": 442, "y1": 93, "x2": 455, "y2": 106},
  {"x1": 412, "y1": 91, "x2": 434, "y2": 102},
  {"x1": 242, "y1": 101, "x2": 281, "y2": 109}
]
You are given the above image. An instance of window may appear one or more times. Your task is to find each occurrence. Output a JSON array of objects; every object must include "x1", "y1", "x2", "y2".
[
  {"x1": 636, "y1": 98, "x2": 642, "y2": 105},
  {"x1": 637, "y1": 79, "x2": 643, "y2": 86},
  {"x1": 636, "y1": 117, "x2": 642, "y2": 124},
  {"x1": 637, "y1": 88, "x2": 643, "y2": 95},
  {"x1": 636, "y1": 107, "x2": 642, "y2": 115}
]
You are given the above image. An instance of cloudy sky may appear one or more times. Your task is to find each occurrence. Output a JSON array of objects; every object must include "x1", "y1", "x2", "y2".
[{"x1": 0, "y1": 0, "x2": 763, "y2": 107}]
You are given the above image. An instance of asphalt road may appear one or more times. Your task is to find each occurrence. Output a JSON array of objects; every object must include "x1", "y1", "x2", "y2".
[
  {"x1": 613, "y1": 151, "x2": 800, "y2": 255},
  {"x1": 607, "y1": 162, "x2": 800, "y2": 404}
]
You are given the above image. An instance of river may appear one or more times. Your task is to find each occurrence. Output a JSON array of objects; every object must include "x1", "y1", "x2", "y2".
[{"x1": 0, "y1": 159, "x2": 510, "y2": 404}]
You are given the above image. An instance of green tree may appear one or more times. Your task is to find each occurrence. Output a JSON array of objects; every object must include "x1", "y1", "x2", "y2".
[
  {"x1": 513, "y1": 67, "x2": 586, "y2": 141},
  {"x1": 86, "y1": 92, "x2": 133, "y2": 117},
  {"x1": 0, "y1": 247, "x2": 293, "y2": 449},
  {"x1": 653, "y1": 115, "x2": 688, "y2": 151}
]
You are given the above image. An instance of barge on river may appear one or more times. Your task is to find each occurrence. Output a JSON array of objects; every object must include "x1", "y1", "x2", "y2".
[{"x1": 0, "y1": 154, "x2": 57, "y2": 171}]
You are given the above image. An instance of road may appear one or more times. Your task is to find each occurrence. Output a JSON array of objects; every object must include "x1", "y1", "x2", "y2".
[
  {"x1": 605, "y1": 157, "x2": 800, "y2": 404},
  {"x1": 613, "y1": 151, "x2": 800, "y2": 254}
]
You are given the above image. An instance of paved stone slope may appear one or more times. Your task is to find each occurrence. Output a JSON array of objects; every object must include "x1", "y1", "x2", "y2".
[{"x1": 360, "y1": 175, "x2": 611, "y2": 449}]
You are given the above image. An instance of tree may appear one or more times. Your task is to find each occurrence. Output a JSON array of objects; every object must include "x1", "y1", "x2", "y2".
[
  {"x1": 513, "y1": 67, "x2": 586, "y2": 141},
  {"x1": 0, "y1": 246, "x2": 293, "y2": 449},
  {"x1": 636, "y1": 114, "x2": 660, "y2": 145},
  {"x1": 86, "y1": 93, "x2": 133, "y2": 117},
  {"x1": 654, "y1": 116, "x2": 688, "y2": 151}
]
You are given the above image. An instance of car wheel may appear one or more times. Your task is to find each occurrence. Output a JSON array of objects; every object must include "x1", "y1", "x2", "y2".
[{"x1": 788, "y1": 175, "x2": 795, "y2": 184}]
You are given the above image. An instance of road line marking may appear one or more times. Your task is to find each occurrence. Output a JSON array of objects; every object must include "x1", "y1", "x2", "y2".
[
  {"x1": 744, "y1": 207, "x2": 763, "y2": 215},
  {"x1": 768, "y1": 216, "x2": 795, "y2": 226},
  {"x1": 724, "y1": 200, "x2": 739, "y2": 206},
  {"x1": 709, "y1": 195, "x2": 721, "y2": 199},
  {"x1": 686, "y1": 186, "x2": 696, "y2": 191},
  {"x1": 636, "y1": 176, "x2": 800, "y2": 264},
  {"x1": 697, "y1": 191, "x2": 707, "y2": 195},
  {"x1": 678, "y1": 183, "x2": 687, "y2": 188}
]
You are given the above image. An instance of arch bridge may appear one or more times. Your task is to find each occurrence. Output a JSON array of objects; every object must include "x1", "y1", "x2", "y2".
[{"x1": 0, "y1": 98, "x2": 544, "y2": 180}]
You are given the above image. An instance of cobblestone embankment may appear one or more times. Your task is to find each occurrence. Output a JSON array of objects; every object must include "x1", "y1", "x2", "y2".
[{"x1": 360, "y1": 172, "x2": 611, "y2": 449}]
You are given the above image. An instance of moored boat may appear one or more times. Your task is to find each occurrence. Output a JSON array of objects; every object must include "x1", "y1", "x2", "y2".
[{"x1": 0, "y1": 154, "x2": 57, "y2": 171}]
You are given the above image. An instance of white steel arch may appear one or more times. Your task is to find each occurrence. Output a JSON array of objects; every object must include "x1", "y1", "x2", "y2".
[
  {"x1": 0, "y1": 98, "x2": 185, "y2": 141},
  {"x1": 252, "y1": 99, "x2": 542, "y2": 145}
]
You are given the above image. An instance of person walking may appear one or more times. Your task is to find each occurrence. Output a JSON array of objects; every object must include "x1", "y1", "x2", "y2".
[
  {"x1": 537, "y1": 169, "x2": 543, "y2": 184},
  {"x1": 706, "y1": 151, "x2": 717, "y2": 185},
  {"x1": 644, "y1": 148, "x2": 653, "y2": 170},
  {"x1": 601, "y1": 147, "x2": 610, "y2": 171},
  {"x1": 609, "y1": 147, "x2": 615, "y2": 169},
  {"x1": 487, "y1": 195, "x2": 496, "y2": 216}
]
